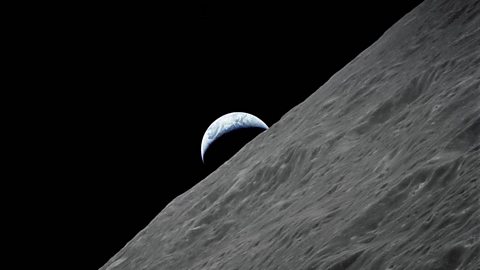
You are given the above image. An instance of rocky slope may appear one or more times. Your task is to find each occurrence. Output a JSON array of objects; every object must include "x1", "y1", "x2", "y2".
[{"x1": 101, "y1": 0, "x2": 480, "y2": 269}]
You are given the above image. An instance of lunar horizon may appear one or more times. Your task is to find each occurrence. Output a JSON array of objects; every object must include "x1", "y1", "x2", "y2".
[{"x1": 99, "y1": 0, "x2": 480, "y2": 269}]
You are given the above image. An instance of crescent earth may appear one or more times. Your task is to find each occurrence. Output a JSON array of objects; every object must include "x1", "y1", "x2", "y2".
[{"x1": 201, "y1": 112, "x2": 269, "y2": 161}]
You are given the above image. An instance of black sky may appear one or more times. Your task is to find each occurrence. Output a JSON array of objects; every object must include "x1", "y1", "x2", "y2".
[{"x1": 32, "y1": 1, "x2": 424, "y2": 268}]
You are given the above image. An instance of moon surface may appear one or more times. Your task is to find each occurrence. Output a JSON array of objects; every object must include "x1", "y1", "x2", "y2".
[
  {"x1": 201, "y1": 112, "x2": 268, "y2": 161},
  {"x1": 102, "y1": 1, "x2": 480, "y2": 269}
]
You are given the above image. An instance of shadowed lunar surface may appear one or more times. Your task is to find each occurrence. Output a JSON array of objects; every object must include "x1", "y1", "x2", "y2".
[{"x1": 101, "y1": 0, "x2": 480, "y2": 269}]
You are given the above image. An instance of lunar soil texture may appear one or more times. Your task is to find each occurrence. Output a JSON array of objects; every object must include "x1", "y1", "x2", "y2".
[{"x1": 101, "y1": 0, "x2": 480, "y2": 269}]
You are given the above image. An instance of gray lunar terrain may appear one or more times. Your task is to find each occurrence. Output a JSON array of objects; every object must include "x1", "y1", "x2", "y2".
[{"x1": 101, "y1": 0, "x2": 480, "y2": 269}]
